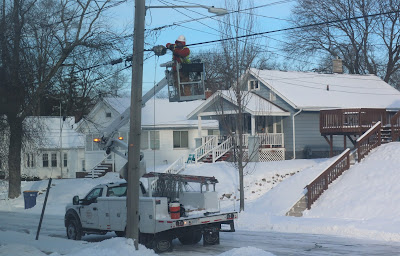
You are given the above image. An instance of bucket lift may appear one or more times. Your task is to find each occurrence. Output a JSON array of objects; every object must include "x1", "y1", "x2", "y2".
[{"x1": 161, "y1": 60, "x2": 206, "y2": 102}]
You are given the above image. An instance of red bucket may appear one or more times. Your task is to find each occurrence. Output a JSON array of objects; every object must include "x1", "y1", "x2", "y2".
[{"x1": 169, "y1": 202, "x2": 180, "y2": 219}]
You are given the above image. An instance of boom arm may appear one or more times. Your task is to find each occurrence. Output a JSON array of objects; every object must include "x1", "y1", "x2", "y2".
[{"x1": 96, "y1": 76, "x2": 168, "y2": 159}]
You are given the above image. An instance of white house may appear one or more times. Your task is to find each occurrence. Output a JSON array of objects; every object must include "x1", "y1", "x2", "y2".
[
  {"x1": 22, "y1": 116, "x2": 85, "y2": 179},
  {"x1": 76, "y1": 97, "x2": 219, "y2": 173}
]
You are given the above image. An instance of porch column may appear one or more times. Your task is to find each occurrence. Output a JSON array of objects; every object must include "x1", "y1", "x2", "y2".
[
  {"x1": 251, "y1": 115, "x2": 256, "y2": 136},
  {"x1": 248, "y1": 135, "x2": 260, "y2": 162},
  {"x1": 198, "y1": 115, "x2": 202, "y2": 137}
]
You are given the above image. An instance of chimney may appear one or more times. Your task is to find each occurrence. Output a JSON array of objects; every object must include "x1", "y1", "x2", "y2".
[
  {"x1": 205, "y1": 89, "x2": 213, "y2": 99},
  {"x1": 333, "y1": 57, "x2": 343, "y2": 74}
]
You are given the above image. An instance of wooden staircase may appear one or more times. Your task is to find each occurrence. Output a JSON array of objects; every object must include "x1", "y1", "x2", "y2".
[{"x1": 201, "y1": 152, "x2": 232, "y2": 163}]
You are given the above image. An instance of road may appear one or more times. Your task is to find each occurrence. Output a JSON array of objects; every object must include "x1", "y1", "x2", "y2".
[{"x1": 1, "y1": 211, "x2": 400, "y2": 255}]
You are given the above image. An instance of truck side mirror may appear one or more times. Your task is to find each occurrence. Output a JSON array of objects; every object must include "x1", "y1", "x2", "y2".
[{"x1": 73, "y1": 196, "x2": 80, "y2": 205}]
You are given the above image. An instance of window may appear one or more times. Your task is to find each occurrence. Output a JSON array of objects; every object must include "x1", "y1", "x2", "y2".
[
  {"x1": 106, "y1": 112, "x2": 112, "y2": 118},
  {"x1": 42, "y1": 153, "x2": 49, "y2": 167},
  {"x1": 51, "y1": 153, "x2": 57, "y2": 167},
  {"x1": 208, "y1": 129, "x2": 220, "y2": 136},
  {"x1": 84, "y1": 188, "x2": 103, "y2": 202},
  {"x1": 150, "y1": 131, "x2": 160, "y2": 150},
  {"x1": 141, "y1": 131, "x2": 160, "y2": 150},
  {"x1": 141, "y1": 131, "x2": 149, "y2": 150},
  {"x1": 86, "y1": 134, "x2": 101, "y2": 151},
  {"x1": 63, "y1": 153, "x2": 68, "y2": 167},
  {"x1": 248, "y1": 80, "x2": 259, "y2": 90},
  {"x1": 82, "y1": 160, "x2": 86, "y2": 171},
  {"x1": 26, "y1": 153, "x2": 35, "y2": 168},
  {"x1": 173, "y1": 131, "x2": 188, "y2": 148}
]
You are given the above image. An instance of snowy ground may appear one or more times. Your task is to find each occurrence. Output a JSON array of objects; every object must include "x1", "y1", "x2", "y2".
[{"x1": 1, "y1": 142, "x2": 400, "y2": 255}]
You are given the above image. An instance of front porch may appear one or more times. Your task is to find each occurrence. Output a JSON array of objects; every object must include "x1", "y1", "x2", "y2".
[{"x1": 194, "y1": 133, "x2": 285, "y2": 163}]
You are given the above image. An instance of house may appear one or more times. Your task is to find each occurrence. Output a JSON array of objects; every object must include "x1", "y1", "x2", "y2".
[
  {"x1": 188, "y1": 68, "x2": 400, "y2": 160},
  {"x1": 76, "y1": 97, "x2": 219, "y2": 173},
  {"x1": 22, "y1": 116, "x2": 85, "y2": 179}
]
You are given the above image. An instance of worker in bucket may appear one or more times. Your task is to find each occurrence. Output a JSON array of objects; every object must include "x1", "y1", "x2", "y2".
[{"x1": 166, "y1": 35, "x2": 191, "y2": 96}]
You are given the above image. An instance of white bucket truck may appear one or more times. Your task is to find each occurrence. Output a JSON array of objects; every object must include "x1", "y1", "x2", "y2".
[{"x1": 65, "y1": 172, "x2": 237, "y2": 253}]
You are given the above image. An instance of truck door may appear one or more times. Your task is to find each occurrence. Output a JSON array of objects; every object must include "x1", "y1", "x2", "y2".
[{"x1": 80, "y1": 187, "x2": 103, "y2": 229}]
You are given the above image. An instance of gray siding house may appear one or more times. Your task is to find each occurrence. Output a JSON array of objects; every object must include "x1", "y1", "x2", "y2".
[{"x1": 188, "y1": 68, "x2": 400, "y2": 159}]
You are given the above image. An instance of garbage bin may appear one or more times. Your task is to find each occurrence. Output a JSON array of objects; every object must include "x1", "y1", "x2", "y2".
[{"x1": 23, "y1": 190, "x2": 39, "y2": 209}]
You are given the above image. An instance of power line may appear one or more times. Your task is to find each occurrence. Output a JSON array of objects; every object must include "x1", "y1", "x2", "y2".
[{"x1": 185, "y1": 9, "x2": 400, "y2": 47}]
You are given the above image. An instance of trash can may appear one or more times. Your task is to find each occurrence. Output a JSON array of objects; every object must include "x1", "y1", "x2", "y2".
[{"x1": 23, "y1": 190, "x2": 39, "y2": 209}]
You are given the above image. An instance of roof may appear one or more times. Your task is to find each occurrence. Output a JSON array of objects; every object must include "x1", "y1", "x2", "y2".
[
  {"x1": 25, "y1": 116, "x2": 85, "y2": 149},
  {"x1": 187, "y1": 90, "x2": 290, "y2": 119},
  {"x1": 249, "y1": 68, "x2": 400, "y2": 110},
  {"x1": 103, "y1": 97, "x2": 218, "y2": 128}
]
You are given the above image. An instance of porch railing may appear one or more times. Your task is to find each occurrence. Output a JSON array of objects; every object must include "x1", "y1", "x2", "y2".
[
  {"x1": 194, "y1": 136, "x2": 217, "y2": 164},
  {"x1": 320, "y1": 108, "x2": 387, "y2": 134},
  {"x1": 306, "y1": 148, "x2": 350, "y2": 209},
  {"x1": 391, "y1": 111, "x2": 400, "y2": 141},
  {"x1": 356, "y1": 121, "x2": 381, "y2": 162},
  {"x1": 164, "y1": 154, "x2": 186, "y2": 174},
  {"x1": 212, "y1": 136, "x2": 234, "y2": 163}
]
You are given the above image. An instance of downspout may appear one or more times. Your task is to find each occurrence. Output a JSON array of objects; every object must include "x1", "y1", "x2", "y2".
[{"x1": 292, "y1": 108, "x2": 303, "y2": 159}]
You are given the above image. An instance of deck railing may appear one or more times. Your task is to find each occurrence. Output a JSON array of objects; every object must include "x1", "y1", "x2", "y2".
[
  {"x1": 306, "y1": 149, "x2": 350, "y2": 209},
  {"x1": 391, "y1": 111, "x2": 400, "y2": 141},
  {"x1": 320, "y1": 108, "x2": 387, "y2": 134}
]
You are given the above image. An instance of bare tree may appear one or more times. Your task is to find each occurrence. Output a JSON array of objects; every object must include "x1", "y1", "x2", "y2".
[
  {"x1": 215, "y1": 0, "x2": 260, "y2": 211},
  {"x1": 286, "y1": 0, "x2": 400, "y2": 86},
  {"x1": 0, "y1": 0, "x2": 121, "y2": 198}
]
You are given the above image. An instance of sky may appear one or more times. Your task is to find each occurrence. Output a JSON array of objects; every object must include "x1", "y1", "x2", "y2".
[
  {"x1": 1, "y1": 142, "x2": 400, "y2": 255},
  {"x1": 104, "y1": 0, "x2": 297, "y2": 94}
]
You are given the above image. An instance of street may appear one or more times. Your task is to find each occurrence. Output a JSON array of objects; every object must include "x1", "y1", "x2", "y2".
[{"x1": 1, "y1": 211, "x2": 400, "y2": 255}]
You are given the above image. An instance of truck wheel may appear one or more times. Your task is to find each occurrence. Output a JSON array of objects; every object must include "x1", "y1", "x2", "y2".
[
  {"x1": 115, "y1": 231, "x2": 126, "y2": 237},
  {"x1": 66, "y1": 217, "x2": 82, "y2": 240},
  {"x1": 203, "y1": 231, "x2": 219, "y2": 245},
  {"x1": 152, "y1": 235, "x2": 173, "y2": 253},
  {"x1": 178, "y1": 230, "x2": 202, "y2": 245}
]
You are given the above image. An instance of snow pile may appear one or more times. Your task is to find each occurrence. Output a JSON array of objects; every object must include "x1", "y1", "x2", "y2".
[{"x1": 217, "y1": 246, "x2": 275, "y2": 256}]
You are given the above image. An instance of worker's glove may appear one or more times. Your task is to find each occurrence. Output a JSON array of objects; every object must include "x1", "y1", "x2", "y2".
[{"x1": 168, "y1": 44, "x2": 174, "y2": 50}]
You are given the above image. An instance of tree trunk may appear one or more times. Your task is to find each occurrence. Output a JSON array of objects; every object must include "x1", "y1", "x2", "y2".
[{"x1": 8, "y1": 117, "x2": 22, "y2": 199}]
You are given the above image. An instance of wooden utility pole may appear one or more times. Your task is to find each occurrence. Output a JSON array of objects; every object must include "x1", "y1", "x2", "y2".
[{"x1": 127, "y1": 0, "x2": 145, "y2": 250}]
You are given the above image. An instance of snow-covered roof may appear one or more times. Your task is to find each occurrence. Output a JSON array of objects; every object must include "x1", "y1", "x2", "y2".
[
  {"x1": 25, "y1": 116, "x2": 85, "y2": 149},
  {"x1": 249, "y1": 68, "x2": 400, "y2": 110},
  {"x1": 103, "y1": 97, "x2": 218, "y2": 128},
  {"x1": 187, "y1": 90, "x2": 290, "y2": 119}
]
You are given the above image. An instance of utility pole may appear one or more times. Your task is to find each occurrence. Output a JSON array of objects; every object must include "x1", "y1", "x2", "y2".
[{"x1": 127, "y1": 0, "x2": 145, "y2": 250}]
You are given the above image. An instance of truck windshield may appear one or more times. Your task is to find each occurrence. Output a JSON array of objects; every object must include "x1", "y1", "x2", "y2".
[{"x1": 85, "y1": 188, "x2": 103, "y2": 201}]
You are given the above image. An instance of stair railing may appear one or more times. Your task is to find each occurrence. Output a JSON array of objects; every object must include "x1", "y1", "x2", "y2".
[
  {"x1": 212, "y1": 136, "x2": 234, "y2": 163},
  {"x1": 306, "y1": 148, "x2": 350, "y2": 209},
  {"x1": 355, "y1": 121, "x2": 381, "y2": 162},
  {"x1": 89, "y1": 154, "x2": 112, "y2": 178},
  {"x1": 391, "y1": 110, "x2": 400, "y2": 141},
  {"x1": 306, "y1": 121, "x2": 382, "y2": 209},
  {"x1": 163, "y1": 155, "x2": 186, "y2": 174},
  {"x1": 194, "y1": 136, "x2": 217, "y2": 164}
]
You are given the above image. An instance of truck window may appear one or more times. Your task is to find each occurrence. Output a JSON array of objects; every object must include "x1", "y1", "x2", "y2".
[
  {"x1": 85, "y1": 188, "x2": 103, "y2": 201},
  {"x1": 107, "y1": 185, "x2": 127, "y2": 197}
]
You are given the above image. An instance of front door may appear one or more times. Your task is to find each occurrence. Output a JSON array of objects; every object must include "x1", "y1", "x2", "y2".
[{"x1": 80, "y1": 187, "x2": 103, "y2": 229}]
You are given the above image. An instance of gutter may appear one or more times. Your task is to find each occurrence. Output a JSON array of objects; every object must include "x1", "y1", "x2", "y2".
[{"x1": 292, "y1": 108, "x2": 303, "y2": 159}]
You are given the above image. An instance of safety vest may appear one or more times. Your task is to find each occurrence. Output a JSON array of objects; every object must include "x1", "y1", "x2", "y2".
[{"x1": 178, "y1": 46, "x2": 190, "y2": 64}]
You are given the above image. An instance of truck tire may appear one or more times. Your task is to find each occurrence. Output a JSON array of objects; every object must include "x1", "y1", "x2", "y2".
[
  {"x1": 115, "y1": 230, "x2": 126, "y2": 237},
  {"x1": 66, "y1": 216, "x2": 82, "y2": 240},
  {"x1": 152, "y1": 234, "x2": 173, "y2": 253},
  {"x1": 178, "y1": 230, "x2": 202, "y2": 245},
  {"x1": 203, "y1": 230, "x2": 219, "y2": 245}
]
